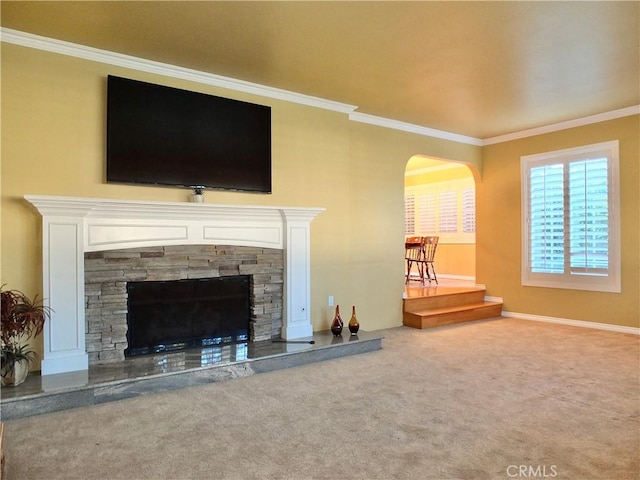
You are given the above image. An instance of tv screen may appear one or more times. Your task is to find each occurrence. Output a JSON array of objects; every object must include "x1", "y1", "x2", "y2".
[{"x1": 106, "y1": 75, "x2": 272, "y2": 193}]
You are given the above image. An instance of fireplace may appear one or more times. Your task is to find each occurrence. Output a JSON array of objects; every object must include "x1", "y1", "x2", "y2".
[
  {"x1": 24, "y1": 195, "x2": 324, "y2": 375},
  {"x1": 126, "y1": 276, "x2": 250, "y2": 357},
  {"x1": 85, "y1": 244, "x2": 284, "y2": 364}
]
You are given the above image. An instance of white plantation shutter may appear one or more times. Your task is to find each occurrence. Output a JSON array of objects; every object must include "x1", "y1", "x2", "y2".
[
  {"x1": 462, "y1": 188, "x2": 476, "y2": 234},
  {"x1": 417, "y1": 192, "x2": 436, "y2": 233},
  {"x1": 405, "y1": 179, "x2": 475, "y2": 243},
  {"x1": 568, "y1": 159, "x2": 608, "y2": 272},
  {"x1": 404, "y1": 194, "x2": 415, "y2": 235},
  {"x1": 522, "y1": 141, "x2": 620, "y2": 293},
  {"x1": 438, "y1": 191, "x2": 458, "y2": 233},
  {"x1": 529, "y1": 164, "x2": 564, "y2": 273}
]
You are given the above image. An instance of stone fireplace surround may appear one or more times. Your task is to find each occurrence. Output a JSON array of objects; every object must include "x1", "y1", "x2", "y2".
[
  {"x1": 85, "y1": 244, "x2": 284, "y2": 365},
  {"x1": 24, "y1": 195, "x2": 324, "y2": 376}
]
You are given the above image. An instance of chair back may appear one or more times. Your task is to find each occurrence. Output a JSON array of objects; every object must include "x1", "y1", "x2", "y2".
[
  {"x1": 405, "y1": 236, "x2": 424, "y2": 261},
  {"x1": 423, "y1": 236, "x2": 438, "y2": 262}
]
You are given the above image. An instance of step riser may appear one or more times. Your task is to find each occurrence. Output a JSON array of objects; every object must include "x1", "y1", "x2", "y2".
[
  {"x1": 403, "y1": 304, "x2": 503, "y2": 329},
  {"x1": 404, "y1": 290, "x2": 486, "y2": 311}
]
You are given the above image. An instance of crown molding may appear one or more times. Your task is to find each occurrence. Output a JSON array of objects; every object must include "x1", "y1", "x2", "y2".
[
  {"x1": 482, "y1": 105, "x2": 640, "y2": 145},
  {"x1": 0, "y1": 28, "x2": 357, "y2": 115},
  {"x1": 349, "y1": 112, "x2": 484, "y2": 146}
]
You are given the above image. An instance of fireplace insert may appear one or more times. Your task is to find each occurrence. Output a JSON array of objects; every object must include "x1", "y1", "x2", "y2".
[{"x1": 125, "y1": 276, "x2": 250, "y2": 357}]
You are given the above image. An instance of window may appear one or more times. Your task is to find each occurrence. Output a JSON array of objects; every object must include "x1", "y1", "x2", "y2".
[
  {"x1": 521, "y1": 141, "x2": 620, "y2": 292},
  {"x1": 405, "y1": 177, "x2": 475, "y2": 243}
]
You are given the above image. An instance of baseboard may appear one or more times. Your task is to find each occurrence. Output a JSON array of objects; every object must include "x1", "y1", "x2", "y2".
[
  {"x1": 438, "y1": 274, "x2": 475, "y2": 281},
  {"x1": 437, "y1": 274, "x2": 485, "y2": 289},
  {"x1": 502, "y1": 310, "x2": 640, "y2": 335}
]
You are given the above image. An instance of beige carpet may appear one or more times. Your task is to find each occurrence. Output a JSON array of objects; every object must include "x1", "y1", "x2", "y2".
[{"x1": 3, "y1": 318, "x2": 639, "y2": 480}]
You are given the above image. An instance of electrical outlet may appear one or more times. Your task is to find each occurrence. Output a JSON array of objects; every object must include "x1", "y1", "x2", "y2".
[{"x1": 328, "y1": 295, "x2": 334, "y2": 307}]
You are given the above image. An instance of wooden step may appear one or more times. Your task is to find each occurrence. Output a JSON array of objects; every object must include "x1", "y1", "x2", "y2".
[
  {"x1": 403, "y1": 301, "x2": 503, "y2": 329},
  {"x1": 403, "y1": 288, "x2": 486, "y2": 312}
]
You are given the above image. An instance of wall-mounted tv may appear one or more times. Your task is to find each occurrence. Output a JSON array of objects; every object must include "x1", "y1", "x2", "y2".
[{"x1": 107, "y1": 75, "x2": 272, "y2": 193}]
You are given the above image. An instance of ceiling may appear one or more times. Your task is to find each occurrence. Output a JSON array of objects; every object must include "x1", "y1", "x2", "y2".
[{"x1": 2, "y1": 1, "x2": 639, "y2": 140}]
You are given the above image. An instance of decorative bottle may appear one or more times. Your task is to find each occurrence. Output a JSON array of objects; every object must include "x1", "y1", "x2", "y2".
[
  {"x1": 330, "y1": 305, "x2": 343, "y2": 336},
  {"x1": 348, "y1": 305, "x2": 360, "y2": 335}
]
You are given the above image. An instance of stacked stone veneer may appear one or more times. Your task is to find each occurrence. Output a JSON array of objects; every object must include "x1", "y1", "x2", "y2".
[{"x1": 85, "y1": 245, "x2": 284, "y2": 364}]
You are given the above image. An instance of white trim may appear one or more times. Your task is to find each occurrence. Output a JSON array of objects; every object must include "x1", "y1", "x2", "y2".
[
  {"x1": 437, "y1": 274, "x2": 476, "y2": 282},
  {"x1": 484, "y1": 295, "x2": 503, "y2": 303},
  {"x1": 2, "y1": 27, "x2": 637, "y2": 146},
  {"x1": 503, "y1": 310, "x2": 639, "y2": 336},
  {"x1": 0, "y1": 28, "x2": 356, "y2": 115},
  {"x1": 483, "y1": 106, "x2": 640, "y2": 145},
  {"x1": 349, "y1": 112, "x2": 483, "y2": 146}
]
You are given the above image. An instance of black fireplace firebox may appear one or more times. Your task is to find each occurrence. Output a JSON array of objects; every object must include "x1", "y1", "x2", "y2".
[{"x1": 125, "y1": 276, "x2": 250, "y2": 357}]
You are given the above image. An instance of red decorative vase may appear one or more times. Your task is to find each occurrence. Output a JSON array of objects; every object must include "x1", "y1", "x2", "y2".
[{"x1": 330, "y1": 305, "x2": 343, "y2": 336}]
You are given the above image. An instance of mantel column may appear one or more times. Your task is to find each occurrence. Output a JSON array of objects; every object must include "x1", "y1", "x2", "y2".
[
  {"x1": 281, "y1": 209, "x2": 322, "y2": 339},
  {"x1": 41, "y1": 215, "x2": 89, "y2": 374}
]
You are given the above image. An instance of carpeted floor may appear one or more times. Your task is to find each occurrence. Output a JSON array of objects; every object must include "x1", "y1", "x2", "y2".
[{"x1": 2, "y1": 317, "x2": 639, "y2": 480}]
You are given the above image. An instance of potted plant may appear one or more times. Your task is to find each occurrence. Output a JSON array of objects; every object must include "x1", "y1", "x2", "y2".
[{"x1": 1, "y1": 286, "x2": 52, "y2": 387}]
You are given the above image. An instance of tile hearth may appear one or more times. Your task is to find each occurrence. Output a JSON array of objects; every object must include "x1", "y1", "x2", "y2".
[{"x1": 0, "y1": 331, "x2": 383, "y2": 420}]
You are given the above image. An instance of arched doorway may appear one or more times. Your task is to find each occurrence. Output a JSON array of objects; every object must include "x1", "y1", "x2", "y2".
[{"x1": 404, "y1": 155, "x2": 477, "y2": 283}]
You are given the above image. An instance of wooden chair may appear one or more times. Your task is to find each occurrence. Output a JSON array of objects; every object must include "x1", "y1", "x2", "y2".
[
  {"x1": 405, "y1": 236, "x2": 426, "y2": 284},
  {"x1": 422, "y1": 236, "x2": 439, "y2": 284}
]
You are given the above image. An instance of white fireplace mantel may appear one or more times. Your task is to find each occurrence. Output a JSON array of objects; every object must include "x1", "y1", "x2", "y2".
[{"x1": 25, "y1": 194, "x2": 324, "y2": 376}]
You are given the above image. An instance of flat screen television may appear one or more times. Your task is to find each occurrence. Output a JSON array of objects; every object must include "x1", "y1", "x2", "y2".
[{"x1": 106, "y1": 75, "x2": 272, "y2": 193}]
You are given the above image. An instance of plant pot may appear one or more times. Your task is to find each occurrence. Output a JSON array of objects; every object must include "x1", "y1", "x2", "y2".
[{"x1": 1, "y1": 358, "x2": 30, "y2": 387}]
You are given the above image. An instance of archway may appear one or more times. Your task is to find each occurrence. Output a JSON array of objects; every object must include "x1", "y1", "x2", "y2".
[{"x1": 404, "y1": 155, "x2": 477, "y2": 283}]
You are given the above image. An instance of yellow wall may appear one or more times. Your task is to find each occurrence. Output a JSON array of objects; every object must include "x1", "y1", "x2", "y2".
[
  {"x1": 405, "y1": 163, "x2": 475, "y2": 186},
  {"x1": 1, "y1": 42, "x2": 482, "y2": 364},
  {"x1": 432, "y1": 244, "x2": 475, "y2": 278},
  {"x1": 478, "y1": 116, "x2": 640, "y2": 328}
]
